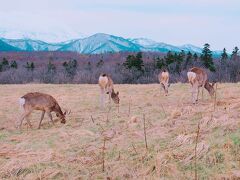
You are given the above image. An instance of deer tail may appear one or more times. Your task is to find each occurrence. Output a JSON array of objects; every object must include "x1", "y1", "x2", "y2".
[
  {"x1": 19, "y1": 98, "x2": 25, "y2": 112},
  {"x1": 187, "y1": 72, "x2": 196, "y2": 84}
]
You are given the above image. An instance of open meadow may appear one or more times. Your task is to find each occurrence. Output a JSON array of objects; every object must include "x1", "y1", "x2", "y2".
[{"x1": 0, "y1": 83, "x2": 240, "y2": 179}]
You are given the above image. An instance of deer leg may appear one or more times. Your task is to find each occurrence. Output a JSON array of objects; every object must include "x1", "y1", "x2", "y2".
[
  {"x1": 161, "y1": 83, "x2": 165, "y2": 95},
  {"x1": 108, "y1": 93, "x2": 111, "y2": 105},
  {"x1": 25, "y1": 114, "x2": 33, "y2": 129},
  {"x1": 47, "y1": 111, "x2": 54, "y2": 125},
  {"x1": 196, "y1": 87, "x2": 199, "y2": 102},
  {"x1": 191, "y1": 88, "x2": 195, "y2": 104},
  {"x1": 100, "y1": 88, "x2": 104, "y2": 108},
  {"x1": 191, "y1": 84, "x2": 198, "y2": 104},
  {"x1": 38, "y1": 111, "x2": 45, "y2": 129},
  {"x1": 18, "y1": 110, "x2": 32, "y2": 129}
]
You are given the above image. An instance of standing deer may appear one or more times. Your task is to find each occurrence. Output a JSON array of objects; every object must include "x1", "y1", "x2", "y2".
[
  {"x1": 98, "y1": 73, "x2": 120, "y2": 107},
  {"x1": 158, "y1": 70, "x2": 170, "y2": 96},
  {"x1": 187, "y1": 67, "x2": 215, "y2": 104},
  {"x1": 18, "y1": 92, "x2": 69, "y2": 129}
]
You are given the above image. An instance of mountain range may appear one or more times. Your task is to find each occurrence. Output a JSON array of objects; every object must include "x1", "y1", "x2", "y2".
[{"x1": 0, "y1": 33, "x2": 221, "y2": 55}]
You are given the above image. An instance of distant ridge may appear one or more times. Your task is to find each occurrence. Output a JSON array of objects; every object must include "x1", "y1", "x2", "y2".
[{"x1": 0, "y1": 33, "x2": 221, "y2": 55}]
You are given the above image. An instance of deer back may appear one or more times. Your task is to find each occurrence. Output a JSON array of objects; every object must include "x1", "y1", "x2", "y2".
[
  {"x1": 22, "y1": 92, "x2": 59, "y2": 112},
  {"x1": 159, "y1": 71, "x2": 169, "y2": 84},
  {"x1": 99, "y1": 74, "x2": 114, "y2": 92},
  {"x1": 189, "y1": 67, "x2": 207, "y2": 87}
]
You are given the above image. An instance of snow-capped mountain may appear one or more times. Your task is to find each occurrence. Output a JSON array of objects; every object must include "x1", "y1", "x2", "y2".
[
  {"x1": 130, "y1": 38, "x2": 182, "y2": 53},
  {"x1": 0, "y1": 32, "x2": 221, "y2": 55},
  {"x1": 0, "y1": 39, "x2": 21, "y2": 51},
  {"x1": 1, "y1": 38, "x2": 64, "y2": 51},
  {"x1": 179, "y1": 44, "x2": 203, "y2": 53},
  {"x1": 59, "y1": 33, "x2": 140, "y2": 54}
]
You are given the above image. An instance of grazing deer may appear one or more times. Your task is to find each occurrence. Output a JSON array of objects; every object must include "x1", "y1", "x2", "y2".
[
  {"x1": 98, "y1": 73, "x2": 120, "y2": 107},
  {"x1": 187, "y1": 67, "x2": 215, "y2": 104},
  {"x1": 18, "y1": 92, "x2": 69, "y2": 129},
  {"x1": 158, "y1": 70, "x2": 170, "y2": 96}
]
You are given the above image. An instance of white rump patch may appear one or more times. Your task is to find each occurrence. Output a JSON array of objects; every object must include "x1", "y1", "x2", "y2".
[
  {"x1": 99, "y1": 76, "x2": 108, "y2": 88},
  {"x1": 187, "y1": 72, "x2": 196, "y2": 82},
  {"x1": 19, "y1": 98, "x2": 25, "y2": 107},
  {"x1": 161, "y1": 72, "x2": 169, "y2": 78}
]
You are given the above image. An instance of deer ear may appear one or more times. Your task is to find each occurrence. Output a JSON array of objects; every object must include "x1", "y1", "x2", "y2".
[
  {"x1": 116, "y1": 91, "x2": 119, "y2": 95},
  {"x1": 63, "y1": 111, "x2": 67, "y2": 115},
  {"x1": 211, "y1": 82, "x2": 216, "y2": 87}
]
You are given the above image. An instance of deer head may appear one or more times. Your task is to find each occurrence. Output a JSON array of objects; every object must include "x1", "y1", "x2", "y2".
[
  {"x1": 111, "y1": 90, "x2": 120, "y2": 104},
  {"x1": 204, "y1": 81, "x2": 216, "y2": 97},
  {"x1": 56, "y1": 109, "x2": 71, "y2": 124}
]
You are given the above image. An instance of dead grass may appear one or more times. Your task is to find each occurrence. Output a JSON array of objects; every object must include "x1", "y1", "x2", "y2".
[{"x1": 0, "y1": 83, "x2": 240, "y2": 179}]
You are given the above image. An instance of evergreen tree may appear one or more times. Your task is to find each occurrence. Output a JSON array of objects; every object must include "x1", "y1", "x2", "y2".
[
  {"x1": 96, "y1": 59, "x2": 104, "y2": 68},
  {"x1": 231, "y1": 46, "x2": 239, "y2": 61},
  {"x1": 220, "y1": 48, "x2": 228, "y2": 65},
  {"x1": 179, "y1": 50, "x2": 186, "y2": 60},
  {"x1": 193, "y1": 53, "x2": 198, "y2": 61},
  {"x1": 200, "y1": 43, "x2": 215, "y2": 72},
  {"x1": 1, "y1": 57, "x2": 9, "y2": 71},
  {"x1": 47, "y1": 61, "x2": 56, "y2": 73},
  {"x1": 30, "y1": 62, "x2": 35, "y2": 71},
  {"x1": 123, "y1": 52, "x2": 144, "y2": 72},
  {"x1": 184, "y1": 51, "x2": 193, "y2": 69},
  {"x1": 165, "y1": 51, "x2": 174, "y2": 65},
  {"x1": 156, "y1": 57, "x2": 165, "y2": 69},
  {"x1": 25, "y1": 62, "x2": 35, "y2": 71},
  {"x1": 2, "y1": 57, "x2": 9, "y2": 66},
  {"x1": 10, "y1": 61, "x2": 18, "y2": 69},
  {"x1": 175, "y1": 51, "x2": 185, "y2": 74},
  {"x1": 86, "y1": 62, "x2": 92, "y2": 71},
  {"x1": 63, "y1": 59, "x2": 78, "y2": 77}
]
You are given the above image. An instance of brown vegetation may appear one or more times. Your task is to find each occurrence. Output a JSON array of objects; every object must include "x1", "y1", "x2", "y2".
[{"x1": 0, "y1": 83, "x2": 240, "y2": 179}]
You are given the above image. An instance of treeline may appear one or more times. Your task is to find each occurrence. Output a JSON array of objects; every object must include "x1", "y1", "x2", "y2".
[{"x1": 0, "y1": 44, "x2": 239, "y2": 84}]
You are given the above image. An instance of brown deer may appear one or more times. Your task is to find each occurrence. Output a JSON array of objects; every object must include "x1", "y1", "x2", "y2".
[
  {"x1": 18, "y1": 92, "x2": 70, "y2": 129},
  {"x1": 158, "y1": 70, "x2": 170, "y2": 96},
  {"x1": 187, "y1": 67, "x2": 215, "y2": 104},
  {"x1": 98, "y1": 73, "x2": 120, "y2": 107}
]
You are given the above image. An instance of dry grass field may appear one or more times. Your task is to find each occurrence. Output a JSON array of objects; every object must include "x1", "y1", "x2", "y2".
[{"x1": 1, "y1": 83, "x2": 240, "y2": 179}]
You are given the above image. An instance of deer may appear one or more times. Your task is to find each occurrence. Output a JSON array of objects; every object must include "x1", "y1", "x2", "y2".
[
  {"x1": 158, "y1": 70, "x2": 170, "y2": 96},
  {"x1": 17, "y1": 92, "x2": 70, "y2": 129},
  {"x1": 187, "y1": 67, "x2": 215, "y2": 104},
  {"x1": 98, "y1": 73, "x2": 120, "y2": 107}
]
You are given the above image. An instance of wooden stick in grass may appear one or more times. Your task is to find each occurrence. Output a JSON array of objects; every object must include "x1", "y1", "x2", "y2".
[
  {"x1": 143, "y1": 114, "x2": 148, "y2": 150},
  {"x1": 90, "y1": 115, "x2": 95, "y2": 124},
  {"x1": 128, "y1": 96, "x2": 132, "y2": 117},
  {"x1": 214, "y1": 83, "x2": 218, "y2": 111},
  {"x1": 102, "y1": 138, "x2": 106, "y2": 172},
  {"x1": 194, "y1": 122, "x2": 200, "y2": 180}
]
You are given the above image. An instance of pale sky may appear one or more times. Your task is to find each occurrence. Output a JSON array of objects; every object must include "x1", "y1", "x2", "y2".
[{"x1": 0, "y1": 0, "x2": 239, "y2": 51}]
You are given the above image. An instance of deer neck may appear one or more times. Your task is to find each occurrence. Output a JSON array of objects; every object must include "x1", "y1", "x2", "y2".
[
  {"x1": 111, "y1": 89, "x2": 115, "y2": 96},
  {"x1": 204, "y1": 82, "x2": 213, "y2": 96},
  {"x1": 54, "y1": 103, "x2": 64, "y2": 116}
]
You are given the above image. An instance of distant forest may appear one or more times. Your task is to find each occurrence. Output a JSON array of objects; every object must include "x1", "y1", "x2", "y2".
[{"x1": 0, "y1": 43, "x2": 239, "y2": 84}]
